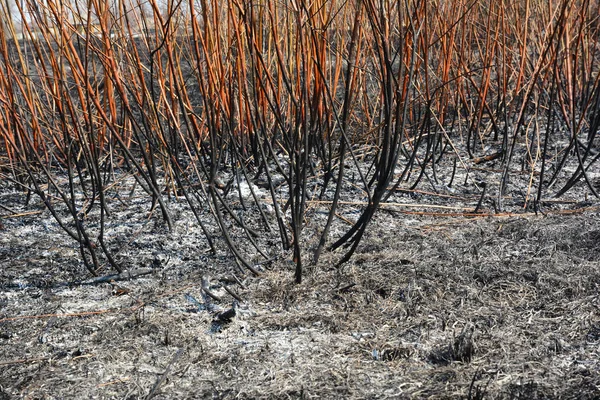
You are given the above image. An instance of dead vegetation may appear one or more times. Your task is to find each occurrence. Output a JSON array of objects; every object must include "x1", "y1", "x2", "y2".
[
  {"x1": 1, "y1": 0, "x2": 600, "y2": 397},
  {"x1": 1, "y1": 0, "x2": 600, "y2": 280},
  {"x1": 1, "y1": 206, "x2": 600, "y2": 398}
]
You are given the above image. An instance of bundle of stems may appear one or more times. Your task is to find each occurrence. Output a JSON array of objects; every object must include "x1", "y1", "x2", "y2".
[{"x1": 0, "y1": 0, "x2": 598, "y2": 282}]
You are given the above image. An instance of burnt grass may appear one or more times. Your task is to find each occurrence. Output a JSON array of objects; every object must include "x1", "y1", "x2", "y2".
[
  {"x1": 2, "y1": 16, "x2": 600, "y2": 398},
  {"x1": 1, "y1": 161, "x2": 600, "y2": 399}
]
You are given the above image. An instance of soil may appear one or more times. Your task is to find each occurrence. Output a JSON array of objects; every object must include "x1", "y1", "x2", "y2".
[{"x1": 1, "y1": 159, "x2": 600, "y2": 400}]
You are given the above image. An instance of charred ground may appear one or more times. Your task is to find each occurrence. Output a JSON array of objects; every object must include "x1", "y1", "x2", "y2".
[{"x1": 1, "y1": 169, "x2": 599, "y2": 399}]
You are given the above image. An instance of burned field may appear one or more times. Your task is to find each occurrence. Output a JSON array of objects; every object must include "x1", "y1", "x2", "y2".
[
  {"x1": 2, "y1": 0, "x2": 600, "y2": 398},
  {"x1": 1, "y1": 167, "x2": 600, "y2": 398}
]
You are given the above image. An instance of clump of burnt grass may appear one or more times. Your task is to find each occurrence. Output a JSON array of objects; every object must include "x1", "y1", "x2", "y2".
[{"x1": 0, "y1": 0, "x2": 599, "y2": 283}]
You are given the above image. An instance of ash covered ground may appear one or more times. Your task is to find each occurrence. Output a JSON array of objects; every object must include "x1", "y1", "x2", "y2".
[{"x1": 1, "y1": 157, "x2": 600, "y2": 399}]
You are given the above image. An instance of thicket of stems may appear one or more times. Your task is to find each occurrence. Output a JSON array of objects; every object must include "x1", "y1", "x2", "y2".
[{"x1": 0, "y1": 0, "x2": 598, "y2": 281}]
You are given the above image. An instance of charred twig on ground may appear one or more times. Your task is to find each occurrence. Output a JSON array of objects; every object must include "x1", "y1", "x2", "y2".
[
  {"x1": 223, "y1": 285, "x2": 244, "y2": 302},
  {"x1": 201, "y1": 275, "x2": 222, "y2": 302},
  {"x1": 145, "y1": 348, "x2": 184, "y2": 400}
]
